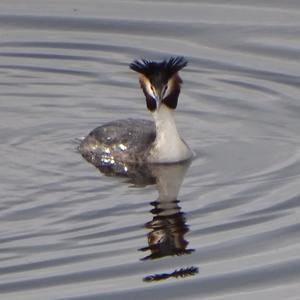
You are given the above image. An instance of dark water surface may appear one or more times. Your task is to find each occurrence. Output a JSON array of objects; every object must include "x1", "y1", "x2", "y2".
[{"x1": 1, "y1": 1, "x2": 300, "y2": 299}]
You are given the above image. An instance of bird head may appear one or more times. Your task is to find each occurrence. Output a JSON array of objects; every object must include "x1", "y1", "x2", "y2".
[{"x1": 130, "y1": 57, "x2": 187, "y2": 112}]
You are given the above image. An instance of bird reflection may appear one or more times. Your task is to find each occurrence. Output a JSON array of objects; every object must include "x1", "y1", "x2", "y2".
[
  {"x1": 89, "y1": 158, "x2": 198, "y2": 282},
  {"x1": 138, "y1": 161, "x2": 198, "y2": 282},
  {"x1": 139, "y1": 198, "x2": 193, "y2": 260},
  {"x1": 143, "y1": 266, "x2": 198, "y2": 282}
]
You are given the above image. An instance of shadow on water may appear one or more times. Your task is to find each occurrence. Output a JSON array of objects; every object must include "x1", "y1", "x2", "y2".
[{"x1": 81, "y1": 151, "x2": 198, "y2": 283}]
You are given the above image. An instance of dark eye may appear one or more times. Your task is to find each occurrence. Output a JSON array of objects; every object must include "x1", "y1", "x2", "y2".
[{"x1": 146, "y1": 96, "x2": 157, "y2": 111}]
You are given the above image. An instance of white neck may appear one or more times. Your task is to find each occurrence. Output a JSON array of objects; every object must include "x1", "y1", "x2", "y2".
[{"x1": 149, "y1": 105, "x2": 192, "y2": 163}]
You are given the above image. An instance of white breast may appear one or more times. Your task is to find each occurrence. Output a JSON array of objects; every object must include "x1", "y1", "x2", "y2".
[{"x1": 149, "y1": 105, "x2": 192, "y2": 163}]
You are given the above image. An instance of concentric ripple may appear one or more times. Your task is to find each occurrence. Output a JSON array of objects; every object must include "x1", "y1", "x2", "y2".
[{"x1": 0, "y1": 1, "x2": 300, "y2": 300}]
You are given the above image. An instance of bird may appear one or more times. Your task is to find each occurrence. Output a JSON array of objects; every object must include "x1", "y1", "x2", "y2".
[{"x1": 79, "y1": 56, "x2": 192, "y2": 170}]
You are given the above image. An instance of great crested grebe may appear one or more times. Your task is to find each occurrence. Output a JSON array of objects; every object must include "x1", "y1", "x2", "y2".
[{"x1": 79, "y1": 56, "x2": 192, "y2": 168}]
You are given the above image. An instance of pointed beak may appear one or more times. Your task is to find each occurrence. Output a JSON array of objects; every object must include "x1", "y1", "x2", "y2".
[{"x1": 154, "y1": 87, "x2": 164, "y2": 108}]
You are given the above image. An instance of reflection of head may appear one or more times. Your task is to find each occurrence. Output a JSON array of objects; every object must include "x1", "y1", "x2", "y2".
[
  {"x1": 139, "y1": 201, "x2": 194, "y2": 260},
  {"x1": 143, "y1": 266, "x2": 198, "y2": 282}
]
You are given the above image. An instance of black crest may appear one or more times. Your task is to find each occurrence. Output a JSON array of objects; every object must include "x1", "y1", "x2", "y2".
[{"x1": 129, "y1": 56, "x2": 188, "y2": 85}]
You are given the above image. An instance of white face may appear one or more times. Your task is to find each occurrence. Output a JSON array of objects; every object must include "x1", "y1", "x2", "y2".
[
  {"x1": 140, "y1": 74, "x2": 176, "y2": 101},
  {"x1": 141, "y1": 75, "x2": 156, "y2": 99},
  {"x1": 163, "y1": 78, "x2": 175, "y2": 99}
]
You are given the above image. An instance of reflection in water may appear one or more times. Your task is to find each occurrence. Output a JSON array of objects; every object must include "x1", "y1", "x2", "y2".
[
  {"x1": 140, "y1": 199, "x2": 193, "y2": 260},
  {"x1": 89, "y1": 157, "x2": 198, "y2": 282},
  {"x1": 89, "y1": 157, "x2": 157, "y2": 186},
  {"x1": 143, "y1": 267, "x2": 198, "y2": 283},
  {"x1": 138, "y1": 162, "x2": 198, "y2": 282}
]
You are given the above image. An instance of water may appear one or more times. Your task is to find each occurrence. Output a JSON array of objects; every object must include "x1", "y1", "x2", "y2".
[{"x1": 1, "y1": 1, "x2": 300, "y2": 299}]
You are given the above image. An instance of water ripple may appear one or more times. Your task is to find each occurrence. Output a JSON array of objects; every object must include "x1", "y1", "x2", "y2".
[{"x1": 0, "y1": 1, "x2": 300, "y2": 300}]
